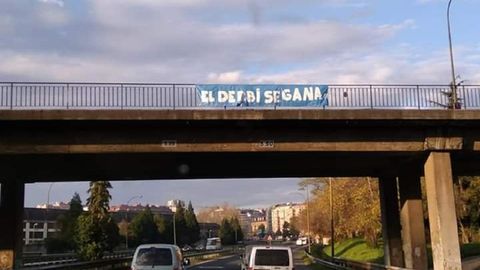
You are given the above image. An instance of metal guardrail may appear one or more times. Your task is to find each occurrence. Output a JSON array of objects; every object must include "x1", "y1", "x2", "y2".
[
  {"x1": 21, "y1": 248, "x2": 236, "y2": 270},
  {"x1": 1, "y1": 83, "x2": 480, "y2": 110},
  {"x1": 21, "y1": 257, "x2": 132, "y2": 270},
  {"x1": 332, "y1": 258, "x2": 414, "y2": 270},
  {"x1": 305, "y1": 251, "x2": 413, "y2": 270},
  {"x1": 305, "y1": 252, "x2": 350, "y2": 270},
  {"x1": 22, "y1": 251, "x2": 133, "y2": 267}
]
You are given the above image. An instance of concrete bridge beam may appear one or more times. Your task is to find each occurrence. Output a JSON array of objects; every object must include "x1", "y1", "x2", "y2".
[
  {"x1": 424, "y1": 152, "x2": 461, "y2": 270},
  {"x1": 0, "y1": 179, "x2": 24, "y2": 270},
  {"x1": 379, "y1": 176, "x2": 404, "y2": 267},
  {"x1": 398, "y1": 176, "x2": 428, "y2": 270}
]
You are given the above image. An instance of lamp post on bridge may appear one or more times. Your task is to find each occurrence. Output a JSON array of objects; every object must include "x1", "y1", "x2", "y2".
[
  {"x1": 447, "y1": 0, "x2": 459, "y2": 109},
  {"x1": 125, "y1": 195, "x2": 143, "y2": 249}
]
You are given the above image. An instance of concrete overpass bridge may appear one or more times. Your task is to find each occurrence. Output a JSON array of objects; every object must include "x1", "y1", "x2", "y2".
[{"x1": 2, "y1": 83, "x2": 480, "y2": 270}]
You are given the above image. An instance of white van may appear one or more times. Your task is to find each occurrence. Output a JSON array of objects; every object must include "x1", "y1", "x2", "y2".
[
  {"x1": 241, "y1": 246, "x2": 293, "y2": 270},
  {"x1": 131, "y1": 244, "x2": 190, "y2": 270},
  {"x1": 296, "y1": 237, "x2": 308, "y2": 246},
  {"x1": 205, "y1": 237, "x2": 222, "y2": 250}
]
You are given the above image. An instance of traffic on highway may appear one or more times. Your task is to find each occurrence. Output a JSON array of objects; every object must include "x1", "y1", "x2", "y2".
[{"x1": 130, "y1": 240, "x2": 310, "y2": 270}]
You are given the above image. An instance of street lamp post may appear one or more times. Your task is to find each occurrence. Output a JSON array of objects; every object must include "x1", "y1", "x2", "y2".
[
  {"x1": 46, "y1": 183, "x2": 54, "y2": 210},
  {"x1": 173, "y1": 209, "x2": 177, "y2": 246},
  {"x1": 45, "y1": 183, "x2": 54, "y2": 241},
  {"x1": 305, "y1": 185, "x2": 311, "y2": 253},
  {"x1": 33, "y1": 223, "x2": 39, "y2": 244},
  {"x1": 447, "y1": 0, "x2": 458, "y2": 109},
  {"x1": 329, "y1": 178, "x2": 334, "y2": 258},
  {"x1": 125, "y1": 195, "x2": 143, "y2": 249},
  {"x1": 291, "y1": 187, "x2": 311, "y2": 253}
]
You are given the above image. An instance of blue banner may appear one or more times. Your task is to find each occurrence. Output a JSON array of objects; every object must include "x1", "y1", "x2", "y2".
[{"x1": 196, "y1": 84, "x2": 328, "y2": 107}]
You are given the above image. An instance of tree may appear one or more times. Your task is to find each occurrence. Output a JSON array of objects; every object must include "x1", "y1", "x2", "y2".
[
  {"x1": 69, "y1": 192, "x2": 83, "y2": 217},
  {"x1": 219, "y1": 218, "x2": 235, "y2": 244},
  {"x1": 130, "y1": 207, "x2": 160, "y2": 246},
  {"x1": 282, "y1": 221, "x2": 290, "y2": 238},
  {"x1": 196, "y1": 203, "x2": 239, "y2": 224},
  {"x1": 454, "y1": 176, "x2": 480, "y2": 243},
  {"x1": 258, "y1": 224, "x2": 266, "y2": 238},
  {"x1": 297, "y1": 177, "x2": 381, "y2": 247},
  {"x1": 155, "y1": 214, "x2": 173, "y2": 244},
  {"x1": 185, "y1": 201, "x2": 200, "y2": 244},
  {"x1": 230, "y1": 217, "x2": 244, "y2": 242},
  {"x1": 289, "y1": 216, "x2": 301, "y2": 239},
  {"x1": 75, "y1": 181, "x2": 119, "y2": 260},
  {"x1": 46, "y1": 193, "x2": 83, "y2": 253},
  {"x1": 174, "y1": 201, "x2": 188, "y2": 245}
]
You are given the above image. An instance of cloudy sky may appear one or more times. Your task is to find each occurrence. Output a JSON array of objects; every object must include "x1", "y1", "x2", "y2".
[
  {"x1": 25, "y1": 179, "x2": 304, "y2": 209},
  {"x1": 6, "y1": 0, "x2": 479, "y2": 208},
  {"x1": 1, "y1": 0, "x2": 479, "y2": 84}
]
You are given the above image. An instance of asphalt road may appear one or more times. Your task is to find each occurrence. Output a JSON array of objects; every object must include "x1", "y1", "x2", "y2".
[
  {"x1": 187, "y1": 245, "x2": 311, "y2": 270},
  {"x1": 188, "y1": 255, "x2": 241, "y2": 270}
]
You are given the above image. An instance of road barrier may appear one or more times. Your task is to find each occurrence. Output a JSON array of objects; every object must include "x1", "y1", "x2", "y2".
[{"x1": 21, "y1": 248, "x2": 236, "y2": 270}]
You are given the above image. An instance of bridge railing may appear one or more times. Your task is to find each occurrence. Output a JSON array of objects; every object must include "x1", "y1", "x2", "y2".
[{"x1": 1, "y1": 83, "x2": 479, "y2": 110}]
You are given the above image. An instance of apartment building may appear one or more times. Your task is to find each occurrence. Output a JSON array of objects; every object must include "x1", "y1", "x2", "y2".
[{"x1": 270, "y1": 203, "x2": 305, "y2": 233}]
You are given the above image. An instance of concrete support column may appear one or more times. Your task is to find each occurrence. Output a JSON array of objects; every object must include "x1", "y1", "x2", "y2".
[
  {"x1": 0, "y1": 179, "x2": 25, "y2": 270},
  {"x1": 398, "y1": 176, "x2": 428, "y2": 270},
  {"x1": 424, "y1": 152, "x2": 461, "y2": 270},
  {"x1": 378, "y1": 176, "x2": 404, "y2": 267}
]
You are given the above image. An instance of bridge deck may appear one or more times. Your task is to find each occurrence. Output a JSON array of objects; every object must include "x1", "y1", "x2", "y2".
[{"x1": 2, "y1": 109, "x2": 480, "y2": 120}]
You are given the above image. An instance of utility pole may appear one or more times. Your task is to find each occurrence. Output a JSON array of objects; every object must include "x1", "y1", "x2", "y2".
[{"x1": 330, "y1": 178, "x2": 334, "y2": 258}]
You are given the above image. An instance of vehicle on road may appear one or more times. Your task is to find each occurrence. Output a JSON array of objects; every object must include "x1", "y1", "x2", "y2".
[
  {"x1": 181, "y1": 245, "x2": 193, "y2": 252},
  {"x1": 296, "y1": 237, "x2": 307, "y2": 246},
  {"x1": 205, "y1": 237, "x2": 222, "y2": 250},
  {"x1": 240, "y1": 245, "x2": 293, "y2": 270},
  {"x1": 131, "y1": 244, "x2": 190, "y2": 270}
]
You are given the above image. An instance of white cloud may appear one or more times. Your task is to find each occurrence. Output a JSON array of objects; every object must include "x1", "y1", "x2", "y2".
[
  {"x1": 38, "y1": 0, "x2": 64, "y2": 7},
  {"x1": 208, "y1": 71, "x2": 243, "y2": 83}
]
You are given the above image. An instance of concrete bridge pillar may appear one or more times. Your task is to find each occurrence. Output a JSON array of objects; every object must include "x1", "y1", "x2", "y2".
[
  {"x1": 0, "y1": 179, "x2": 25, "y2": 270},
  {"x1": 378, "y1": 176, "x2": 404, "y2": 267},
  {"x1": 398, "y1": 176, "x2": 427, "y2": 270},
  {"x1": 424, "y1": 152, "x2": 461, "y2": 270}
]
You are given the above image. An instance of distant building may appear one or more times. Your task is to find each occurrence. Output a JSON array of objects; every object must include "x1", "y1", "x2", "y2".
[
  {"x1": 166, "y1": 200, "x2": 185, "y2": 213},
  {"x1": 36, "y1": 202, "x2": 70, "y2": 210},
  {"x1": 111, "y1": 204, "x2": 172, "y2": 216},
  {"x1": 266, "y1": 207, "x2": 273, "y2": 233},
  {"x1": 250, "y1": 216, "x2": 267, "y2": 236},
  {"x1": 270, "y1": 203, "x2": 305, "y2": 234},
  {"x1": 23, "y1": 208, "x2": 66, "y2": 249},
  {"x1": 24, "y1": 203, "x2": 174, "y2": 247},
  {"x1": 238, "y1": 209, "x2": 265, "y2": 237}
]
